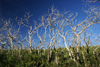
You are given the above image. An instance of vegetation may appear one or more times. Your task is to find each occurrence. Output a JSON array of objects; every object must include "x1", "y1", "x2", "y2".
[
  {"x1": 0, "y1": 46, "x2": 100, "y2": 67},
  {"x1": 0, "y1": 0, "x2": 100, "y2": 67}
]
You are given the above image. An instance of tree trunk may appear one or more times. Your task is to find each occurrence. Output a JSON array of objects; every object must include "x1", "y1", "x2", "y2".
[
  {"x1": 9, "y1": 37, "x2": 13, "y2": 56},
  {"x1": 76, "y1": 35, "x2": 79, "y2": 60},
  {"x1": 86, "y1": 43, "x2": 89, "y2": 54},
  {"x1": 55, "y1": 52, "x2": 58, "y2": 65},
  {"x1": 29, "y1": 34, "x2": 32, "y2": 54},
  {"x1": 38, "y1": 48, "x2": 39, "y2": 55},
  {"x1": 47, "y1": 47, "x2": 50, "y2": 62}
]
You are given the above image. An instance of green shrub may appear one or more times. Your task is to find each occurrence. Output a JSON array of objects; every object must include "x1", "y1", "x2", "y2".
[{"x1": 0, "y1": 46, "x2": 100, "y2": 67}]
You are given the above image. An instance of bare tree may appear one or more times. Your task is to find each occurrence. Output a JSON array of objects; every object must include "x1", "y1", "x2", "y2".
[
  {"x1": 61, "y1": 6, "x2": 99, "y2": 60},
  {"x1": 84, "y1": 31, "x2": 92, "y2": 54},
  {"x1": 42, "y1": 19, "x2": 49, "y2": 53},
  {"x1": 44, "y1": 5, "x2": 100, "y2": 66},
  {"x1": 0, "y1": 34, "x2": 7, "y2": 50},
  {"x1": 21, "y1": 12, "x2": 44, "y2": 54},
  {"x1": 36, "y1": 28, "x2": 43, "y2": 55},
  {"x1": 0, "y1": 18, "x2": 22, "y2": 56}
]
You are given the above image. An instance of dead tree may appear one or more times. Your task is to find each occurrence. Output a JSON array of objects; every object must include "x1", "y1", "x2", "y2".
[
  {"x1": 36, "y1": 27, "x2": 43, "y2": 55},
  {"x1": 0, "y1": 18, "x2": 22, "y2": 56},
  {"x1": 21, "y1": 12, "x2": 43, "y2": 54},
  {"x1": 42, "y1": 19, "x2": 49, "y2": 53},
  {"x1": 59, "y1": 6, "x2": 100, "y2": 60},
  {"x1": 44, "y1": 5, "x2": 100, "y2": 66},
  {"x1": 84, "y1": 31, "x2": 92, "y2": 54}
]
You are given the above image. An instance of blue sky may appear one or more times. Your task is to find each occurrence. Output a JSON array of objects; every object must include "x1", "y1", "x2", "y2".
[
  {"x1": 0, "y1": 0, "x2": 86, "y2": 35},
  {"x1": 0, "y1": 0, "x2": 100, "y2": 48},
  {"x1": 0, "y1": 0, "x2": 85, "y2": 19}
]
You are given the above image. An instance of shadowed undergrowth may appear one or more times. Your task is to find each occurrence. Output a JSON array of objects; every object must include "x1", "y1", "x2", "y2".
[{"x1": 0, "y1": 45, "x2": 100, "y2": 67}]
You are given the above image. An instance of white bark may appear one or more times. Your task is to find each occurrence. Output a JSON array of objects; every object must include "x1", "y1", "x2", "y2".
[{"x1": 22, "y1": 13, "x2": 43, "y2": 54}]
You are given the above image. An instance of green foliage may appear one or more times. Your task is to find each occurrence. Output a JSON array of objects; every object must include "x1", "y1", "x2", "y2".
[{"x1": 0, "y1": 46, "x2": 100, "y2": 67}]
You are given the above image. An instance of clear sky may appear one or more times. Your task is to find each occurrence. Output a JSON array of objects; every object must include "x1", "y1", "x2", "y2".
[
  {"x1": 0, "y1": 0, "x2": 86, "y2": 19},
  {"x1": 0, "y1": 0, "x2": 100, "y2": 48},
  {"x1": 0, "y1": 0, "x2": 86, "y2": 34}
]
